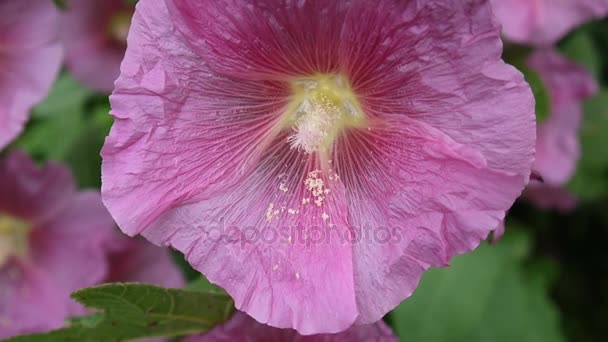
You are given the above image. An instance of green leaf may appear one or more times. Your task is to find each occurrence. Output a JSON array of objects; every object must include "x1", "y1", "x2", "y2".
[
  {"x1": 187, "y1": 277, "x2": 229, "y2": 295},
  {"x1": 52, "y1": 0, "x2": 67, "y2": 10},
  {"x1": 11, "y1": 74, "x2": 114, "y2": 187},
  {"x1": 560, "y1": 29, "x2": 601, "y2": 79},
  {"x1": 503, "y1": 46, "x2": 551, "y2": 122},
  {"x1": 568, "y1": 89, "x2": 608, "y2": 200},
  {"x1": 6, "y1": 283, "x2": 235, "y2": 342},
  {"x1": 12, "y1": 74, "x2": 92, "y2": 161},
  {"x1": 391, "y1": 230, "x2": 565, "y2": 342},
  {"x1": 521, "y1": 67, "x2": 551, "y2": 123}
]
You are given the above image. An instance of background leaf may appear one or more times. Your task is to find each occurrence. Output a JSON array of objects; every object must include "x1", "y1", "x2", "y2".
[
  {"x1": 568, "y1": 89, "x2": 608, "y2": 200},
  {"x1": 390, "y1": 230, "x2": 565, "y2": 342}
]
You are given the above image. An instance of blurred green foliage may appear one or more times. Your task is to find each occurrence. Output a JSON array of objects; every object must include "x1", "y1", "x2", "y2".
[{"x1": 390, "y1": 230, "x2": 564, "y2": 342}]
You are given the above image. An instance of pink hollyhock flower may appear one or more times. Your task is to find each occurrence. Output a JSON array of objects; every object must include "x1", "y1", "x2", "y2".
[
  {"x1": 491, "y1": 0, "x2": 608, "y2": 45},
  {"x1": 0, "y1": 151, "x2": 115, "y2": 339},
  {"x1": 61, "y1": 0, "x2": 134, "y2": 92},
  {"x1": 104, "y1": 236, "x2": 184, "y2": 288},
  {"x1": 102, "y1": 0, "x2": 536, "y2": 334},
  {"x1": 184, "y1": 312, "x2": 396, "y2": 342},
  {"x1": 0, "y1": 0, "x2": 62, "y2": 150},
  {"x1": 525, "y1": 49, "x2": 597, "y2": 206}
]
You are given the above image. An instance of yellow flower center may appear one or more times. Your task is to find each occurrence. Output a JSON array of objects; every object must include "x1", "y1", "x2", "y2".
[
  {"x1": 107, "y1": 10, "x2": 133, "y2": 45},
  {"x1": 0, "y1": 214, "x2": 31, "y2": 268},
  {"x1": 285, "y1": 74, "x2": 366, "y2": 155}
]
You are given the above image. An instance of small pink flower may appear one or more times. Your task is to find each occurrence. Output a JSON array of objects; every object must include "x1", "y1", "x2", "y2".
[
  {"x1": 491, "y1": 0, "x2": 608, "y2": 45},
  {"x1": 102, "y1": 0, "x2": 535, "y2": 334},
  {"x1": 183, "y1": 312, "x2": 397, "y2": 342},
  {"x1": 0, "y1": 0, "x2": 62, "y2": 149},
  {"x1": 0, "y1": 151, "x2": 115, "y2": 339},
  {"x1": 525, "y1": 49, "x2": 597, "y2": 207},
  {"x1": 61, "y1": 0, "x2": 134, "y2": 92}
]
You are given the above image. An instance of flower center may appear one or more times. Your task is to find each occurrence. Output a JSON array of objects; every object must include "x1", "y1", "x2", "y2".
[
  {"x1": 107, "y1": 10, "x2": 133, "y2": 45},
  {"x1": 0, "y1": 214, "x2": 31, "y2": 268},
  {"x1": 286, "y1": 74, "x2": 365, "y2": 154}
]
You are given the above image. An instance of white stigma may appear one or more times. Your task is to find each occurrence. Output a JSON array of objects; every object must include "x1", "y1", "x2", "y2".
[{"x1": 288, "y1": 98, "x2": 341, "y2": 154}]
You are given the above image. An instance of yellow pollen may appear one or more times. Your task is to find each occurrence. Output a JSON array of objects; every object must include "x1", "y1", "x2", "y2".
[
  {"x1": 285, "y1": 74, "x2": 365, "y2": 154},
  {"x1": 0, "y1": 214, "x2": 31, "y2": 267}
]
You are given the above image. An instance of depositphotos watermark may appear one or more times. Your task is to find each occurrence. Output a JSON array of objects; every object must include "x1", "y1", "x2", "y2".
[{"x1": 200, "y1": 220, "x2": 406, "y2": 248}]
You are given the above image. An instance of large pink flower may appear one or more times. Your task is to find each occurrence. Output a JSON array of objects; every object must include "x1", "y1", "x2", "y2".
[
  {"x1": 0, "y1": 0, "x2": 62, "y2": 150},
  {"x1": 61, "y1": 0, "x2": 134, "y2": 92},
  {"x1": 184, "y1": 312, "x2": 397, "y2": 342},
  {"x1": 102, "y1": 0, "x2": 535, "y2": 334},
  {"x1": 0, "y1": 152, "x2": 115, "y2": 339},
  {"x1": 491, "y1": 0, "x2": 608, "y2": 45}
]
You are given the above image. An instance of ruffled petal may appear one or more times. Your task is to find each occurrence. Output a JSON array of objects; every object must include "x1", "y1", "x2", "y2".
[
  {"x1": 102, "y1": 0, "x2": 290, "y2": 236},
  {"x1": 141, "y1": 131, "x2": 358, "y2": 333},
  {"x1": 332, "y1": 118, "x2": 524, "y2": 323}
]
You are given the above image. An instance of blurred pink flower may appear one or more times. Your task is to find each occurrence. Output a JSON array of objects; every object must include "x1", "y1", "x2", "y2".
[
  {"x1": 0, "y1": 0, "x2": 62, "y2": 150},
  {"x1": 102, "y1": 0, "x2": 535, "y2": 334},
  {"x1": 61, "y1": 0, "x2": 134, "y2": 92},
  {"x1": 524, "y1": 49, "x2": 597, "y2": 209},
  {"x1": 491, "y1": 0, "x2": 608, "y2": 45},
  {"x1": 184, "y1": 312, "x2": 397, "y2": 342},
  {"x1": 0, "y1": 152, "x2": 115, "y2": 339},
  {"x1": 524, "y1": 186, "x2": 578, "y2": 212},
  {"x1": 104, "y1": 236, "x2": 184, "y2": 288}
]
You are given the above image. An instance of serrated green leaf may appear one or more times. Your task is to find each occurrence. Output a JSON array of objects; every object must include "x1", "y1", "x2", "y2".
[
  {"x1": 187, "y1": 277, "x2": 228, "y2": 295},
  {"x1": 6, "y1": 283, "x2": 234, "y2": 342},
  {"x1": 391, "y1": 230, "x2": 565, "y2": 342}
]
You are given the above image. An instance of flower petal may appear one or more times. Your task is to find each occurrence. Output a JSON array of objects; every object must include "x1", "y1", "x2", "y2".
[
  {"x1": 528, "y1": 49, "x2": 597, "y2": 185},
  {"x1": 0, "y1": 261, "x2": 65, "y2": 339},
  {"x1": 332, "y1": 118, "x2": 525, "y2": 323},
  {"x1": 183, "y1": 311, "x2": 397, "y2": 341},
  {"x1": 0, "y1": 151, "x2": 74, "y2": 223},
  {"x1": 105, "y1": 237, "x2": 184, "y2": 288},
  {"x1": 492, "y1": 0, "x2": 608, "y2": 45},
  {"x1": 141, "y1": 132, "x2": 358, "y2": 334},
  {"x1": 102, "y1": 0, "x2": 290, "y2": 236},
  {"x1": 0, "y1": 0, "x2": 62, "y2": 149},
  {"x1": 61, "y1": 0, "x2": 129, "y2": 92},
  {"x1": 28, "y1": 191, "x2": 116, "y2": 316}
]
